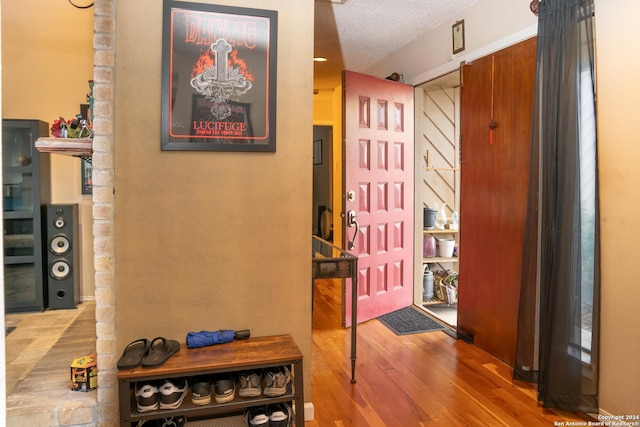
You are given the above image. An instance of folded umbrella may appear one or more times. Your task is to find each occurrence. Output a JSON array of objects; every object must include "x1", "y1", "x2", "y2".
[{"x1": 186, "y1": 329, "x2": 250, "y2": 349}]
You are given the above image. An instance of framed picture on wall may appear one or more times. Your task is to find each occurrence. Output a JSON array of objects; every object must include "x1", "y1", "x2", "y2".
[
  {"x1": 81, "y1": 159, "x2": 92, "y2": 195},
  {"x1": 313, "y1": 139, "x2": 322, "y2": 165},
  {"x1": 80, "y1": 103, "x2": 90, "y2": 122},
  {"x1": 452, "y1": 20, "x2": 465, "y2": 54},
  {"x1": 161, "y1": 1, "x2": 278, "y2": 152}
]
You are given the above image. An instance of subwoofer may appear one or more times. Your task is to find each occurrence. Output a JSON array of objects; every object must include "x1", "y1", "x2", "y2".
[{"x1": 44, "y1": 204, "x2": 80, "y2": 309}]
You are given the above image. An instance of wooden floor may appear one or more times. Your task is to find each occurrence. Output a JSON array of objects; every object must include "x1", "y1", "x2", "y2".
[{"x1": 307, "y1": 279, "x2": 592, "y2": 427}]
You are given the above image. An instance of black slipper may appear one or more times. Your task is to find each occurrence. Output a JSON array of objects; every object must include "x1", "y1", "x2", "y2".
[
  {"x1": 141, "y1": 337, "x2": 180, "y2": 368},
  {"x1": 117, "y1": 338, "x2": 150, "y2": 370}
]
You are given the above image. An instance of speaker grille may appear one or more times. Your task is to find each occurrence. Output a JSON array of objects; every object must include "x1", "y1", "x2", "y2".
[
  {"x1": 49, "y1": 235, "x2": 71, "y2": 255},
  {"x1": 50, "y1": 260, "x2": 71, "y2": 280}
]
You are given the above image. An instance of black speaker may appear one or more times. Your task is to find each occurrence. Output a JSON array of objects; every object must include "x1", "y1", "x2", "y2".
[{"x1": 44, "y1": 204, "x2": 80, "y2": 309}]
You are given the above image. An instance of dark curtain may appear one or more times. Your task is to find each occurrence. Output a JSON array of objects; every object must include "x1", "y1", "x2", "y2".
[{"x1": 515, "y1": 0, "x2": 599, "y2": 413}]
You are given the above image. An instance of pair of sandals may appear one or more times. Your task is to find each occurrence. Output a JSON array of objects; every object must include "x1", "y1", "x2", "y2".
[{"x1": 117, "y1": 337, "x2": 180, "y2": 370}]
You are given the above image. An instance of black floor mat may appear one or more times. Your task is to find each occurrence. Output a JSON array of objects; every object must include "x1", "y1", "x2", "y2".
[
  {"x1": 378, "y1": 306, "x2": 446, "y2": 335},
  {"x1": 6, "y1": 326, "x2": 16, "y2": 336}
]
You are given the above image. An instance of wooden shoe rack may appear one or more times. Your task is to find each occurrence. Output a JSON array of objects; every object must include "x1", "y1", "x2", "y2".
[{"x1": 117, "y1": 334, "x2": 304, "y2": 426}]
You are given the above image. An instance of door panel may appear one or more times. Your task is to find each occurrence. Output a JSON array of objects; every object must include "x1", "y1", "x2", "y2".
[
  {"x1": 343, "y1": 70, "x2": 414, "y2": 325},
  {"x1": 458, "y1": 38, "x2": 536, "y2": 365}
]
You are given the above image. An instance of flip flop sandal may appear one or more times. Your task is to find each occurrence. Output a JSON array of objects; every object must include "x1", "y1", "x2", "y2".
[
  {"x1": 141, "y1": 337, "x2": 181, "y2": 368},
  {"x1": 117, "y1": 338, "x2": 150, "y2": 370}
]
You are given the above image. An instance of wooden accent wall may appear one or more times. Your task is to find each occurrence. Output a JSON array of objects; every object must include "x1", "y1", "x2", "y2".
[{"x1": 458, "y1": 37, "x2": 537, "y2": 366}]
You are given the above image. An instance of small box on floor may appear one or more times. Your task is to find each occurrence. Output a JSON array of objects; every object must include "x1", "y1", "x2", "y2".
[{"x1": 70, "y1": 354, "x2": 98, "y2": 392}]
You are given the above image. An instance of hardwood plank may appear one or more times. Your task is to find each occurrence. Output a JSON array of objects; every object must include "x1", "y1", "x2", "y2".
[{"x1": 307, "y1": 278, "x2": 593, "y2": 426}]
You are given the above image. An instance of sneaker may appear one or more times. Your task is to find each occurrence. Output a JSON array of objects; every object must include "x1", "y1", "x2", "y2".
[
  {"x1": 244, "y1": 406, "x2": 269, "y2": 427},
  {"x1": 262, "y1": 366, "x2": 291, "y2": 397},
  {"x1": 268, "y1": 402, "x2": 293, "y2": 427},
  {"x1": 135, "y1": 381, "x2": 159, "y2": 412},
  {"x1": 238, "y1": 370, "x2": 262, "y2": 397},
  {"x1": 213, "y1": 373, "x2": 237, "y2": 403},
  {"x1": 159, "y1": 378, "x2": 189, "y2": 410},
  {"x1": 191, "y1": 376, "x2": 212, "y2": 406}
]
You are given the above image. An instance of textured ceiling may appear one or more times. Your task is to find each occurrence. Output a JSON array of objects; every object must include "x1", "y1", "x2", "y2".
[{"x1": 314, "y1": 0, "x2": 478, "y2": 90}]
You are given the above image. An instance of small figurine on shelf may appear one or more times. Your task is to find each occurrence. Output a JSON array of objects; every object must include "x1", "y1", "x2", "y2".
[
  {"x1": 75, "y1": 115, "x2": 93, "y2": 139},
  {"x1": 51, "y1": 117, "x2": 68, "y2": 137},
  {"x1": 50, "y1": 115, "x2": 92, "y2": 139}
]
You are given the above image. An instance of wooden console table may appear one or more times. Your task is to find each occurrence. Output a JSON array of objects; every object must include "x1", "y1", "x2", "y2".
[{"x1": 312, "y1": 235, "x2": 358, "y2": 383}]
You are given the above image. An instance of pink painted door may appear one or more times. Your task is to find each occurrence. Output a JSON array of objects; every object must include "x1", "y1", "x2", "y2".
[{"x1": 343, "y1": 70, "x2": 415, "y2": 325}]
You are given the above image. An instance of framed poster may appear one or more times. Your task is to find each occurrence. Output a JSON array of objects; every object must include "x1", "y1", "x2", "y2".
[{"x1": 161, "y1": 1, "x2": 278, "y2": 152}]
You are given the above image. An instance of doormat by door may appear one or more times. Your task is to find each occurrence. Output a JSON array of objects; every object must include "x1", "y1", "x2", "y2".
[
  {"x1": 378, "y1": 306, "x2": 446, "y2": 335},
  {"x1": 5, "y1": 326, "x2": 16, "y2": 337}
]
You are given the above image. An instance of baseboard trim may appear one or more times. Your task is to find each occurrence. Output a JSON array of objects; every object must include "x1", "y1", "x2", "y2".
[{"x1": 304, "y1": 402, "x2": 315, "y2": 421}]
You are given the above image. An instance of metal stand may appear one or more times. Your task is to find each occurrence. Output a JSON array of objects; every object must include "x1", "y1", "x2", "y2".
[{"x1": 312, "y1": 235, "x2": 358, "y2": 383}]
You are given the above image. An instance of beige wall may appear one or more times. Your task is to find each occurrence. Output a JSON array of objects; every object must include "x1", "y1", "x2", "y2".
[
  {"x1": 114, "y1": 0, "x2": 314, "y2": 402},
  {"x1": 594, "y1": 0, "x2": 640, "y2": 415},
  {"x1": 1, "y1": 1, "x2": 95, "y2": 301},
  {"x1": 365, "y1": 0, "x2": 537, "y2": 85}
]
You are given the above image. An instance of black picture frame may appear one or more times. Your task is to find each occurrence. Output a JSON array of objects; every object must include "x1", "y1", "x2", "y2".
[
  {"x1": 161, "y1": 0, "x2": 278, "y2": 152},
  {"x1": 81, "y1": 159, "x2": 92, "y2": 195},
  {"x1": 452, "y1": 20, "x2": 465, "y2": 54},
  {"x1": 313, "y1": 139, "x2": 322, "y2": 165},
  {"x1": 80, "y1": 104, "x2": 90, "y2": 122}
]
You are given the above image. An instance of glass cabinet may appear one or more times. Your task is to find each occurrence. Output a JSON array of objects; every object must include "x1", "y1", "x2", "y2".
[{"x1": 3, "y1": 119, "x2": 50, "y2": 312}]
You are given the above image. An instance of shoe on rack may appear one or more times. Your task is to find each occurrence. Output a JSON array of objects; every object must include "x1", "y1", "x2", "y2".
[
  {"x1": 135, "y1": 381, "x2": 160, "y2": 412},
  {"x1": 268, "y1": 402, "x2": 293, "y2": 427},
  {"x1": 238, "y1": 370, "x2": 262, "y2": 397},
  {"x1": 214, "y1": 373, "x2": 237, "y2": 403},
  {"x1": 244, "y1": 406, "x2": 270, "y2": 427},
  {"x1": 262, "y1": 366, "x2": 292, "y2": 397},
  {"x1": 159, "y1": 378, "x2": 189, "y2": 410},
  {"x1": 136, "y1": 416, "x2": 187, "y2": 427},
  {"x1": 159, "y1": 416, "x2": 187, "y2": 427},
  {"x1": 191, "y1": 376, "x2": 212, "y2": 406}
]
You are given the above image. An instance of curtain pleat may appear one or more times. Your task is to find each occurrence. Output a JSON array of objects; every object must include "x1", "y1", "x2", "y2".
[{"x1": 514, "y1": 0, "x2": 599, "y2": 414}]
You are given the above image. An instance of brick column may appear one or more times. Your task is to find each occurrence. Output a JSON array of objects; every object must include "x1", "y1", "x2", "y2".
[{"x1": 93, "y1": 0, "x2": 117, "y2": 424}]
